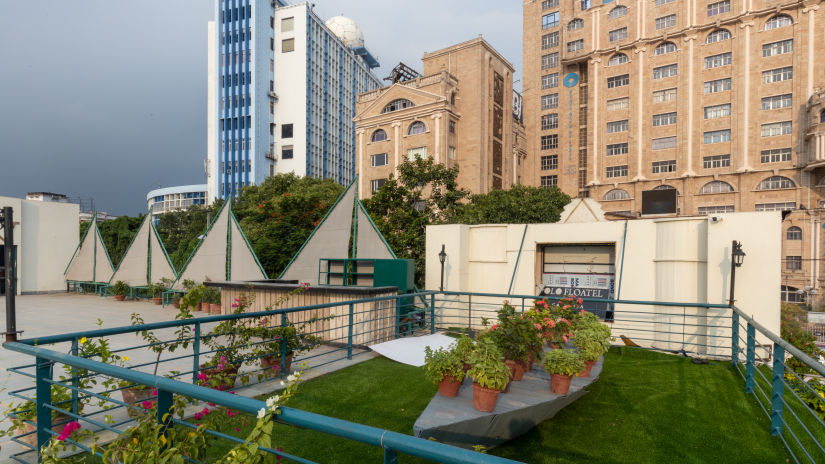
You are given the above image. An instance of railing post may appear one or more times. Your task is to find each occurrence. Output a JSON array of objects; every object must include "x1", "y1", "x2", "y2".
[
  {"x1": 383, "y1": 447, "x2": 398, "y2": 464},
  {"x1": 280, "y1": 314, "x2": 288, "y2": 378},
  {"x1": 35, "y1": 356, "x2": 53, "y2": 456},
  {"x1": 731, "y1": 311, "x2": 739, "y2": 367},
  {"x1": 395, "y1": 296, "x2": 401, "y2": 339},
  {"x1": 347, "y1": 303, "x2": 354, "y2": 360},
  {"x1": 429, "y1": 293, "x2": 435, "y2": 334},
  {"x1": 468, "y1": 294, "x2": 472, "y2": 333},
  {"x1": 745, "y1": 323, "x2": 756, "y2": 394},
  {"x1": 71, "y1": 338, "x2": 79, "y2": 416},
  {"x1": 770, "y1": 343, "x2": 786, "y2": 436},
  {"x1": 156, "y1": 389, "x2": 173, "y2": 446},
  {"x1": 192, "y1": 322, "x2": 201, "y2": 385}
]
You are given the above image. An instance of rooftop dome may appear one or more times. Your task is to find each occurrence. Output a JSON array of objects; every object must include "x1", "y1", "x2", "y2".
[{"x1": 325, "y1": 16, "x2": 364, "y2": 49}]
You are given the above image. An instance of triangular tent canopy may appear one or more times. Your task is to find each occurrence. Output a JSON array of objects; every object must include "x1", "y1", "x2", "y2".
[
  {"x1": 108, "y1": 216, "x2": 177, "y2": 286},
  {"x1": 279, "y1": 178, "x2": 397, "y2": 283},
  {"x1": 172, "y1": 202, "x2": 267, "y2": 290},
  {"x1": 64, "y1": 219, "x2": 115, "y2": 283}
]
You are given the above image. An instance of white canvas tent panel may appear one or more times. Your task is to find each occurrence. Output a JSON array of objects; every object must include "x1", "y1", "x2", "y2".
[
  {"x1": 94, "y1": 233, "x2": 114, "y2": 282},
  {"x1": 229, "y1": 217, "x2": 266, "y2": 281},
  {"x1": 356, "y1": 205, "x2": 395, "y2": 260},
  {"x1": 109, "y1": 219, "x2": 150, "y2": 286},
  {"x1": 279, "y1": 185, "x2": 356, "y2": 283},
  {"x1": 149, "y1": 225, "x2": 177, "y2": 283},
  {"x1": 173, "y1": 204, "x2": 230, "y2": 290},
  {"x1": 65, "y1": 222, "x2": 114, "y2": 283}
]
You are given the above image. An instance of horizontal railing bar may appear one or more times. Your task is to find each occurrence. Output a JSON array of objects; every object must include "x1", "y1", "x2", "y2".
[{"x1": 438, "y1": 291, "x2": 733, "y2": 308}]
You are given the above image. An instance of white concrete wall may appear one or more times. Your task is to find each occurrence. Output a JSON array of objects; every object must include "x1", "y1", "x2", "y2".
[
  {"x1": 274, "y1": 4, "x2": 309, "y2": 178},
  {"x1": 0, "y1": 197, "x2": 79, "y2": 294},
  {"x1": 206, "y1": 20, "x2": 217, "y2": 202},
  {"x1": 426, "y1": 212, "x2": 782, "y2": 356}
]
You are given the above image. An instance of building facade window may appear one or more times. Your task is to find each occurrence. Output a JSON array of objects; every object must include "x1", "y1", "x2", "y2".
[
  {"x1": 756, "y1": 176, "x2": 795, "y2": 190},
  {"x1": 703, "y1": 129, "x2": 731, "y2": 144},
  {"x1": 541, "y1": 93, "x2": 559, "y2": 109},
  {"x1": 608, "y1": 53, "x2": 629, "y2": 65},
  {"x1": 653, "y1": 63, "x2": 678, "y2": 79},
  {"x1": 702, "y1": 155, "x2": 731, "y2": 169},
  {"x1": 652, "y1": 112, "x2": 677, "y2": 126},
  {"x1": 282, "y1": 146, "x2": 294, "y2": 159},
  {"x1": 541, "y1": 155, "x2": 559, "y2": 170},
  {"x1": 763, "y1": 39, "x2": 793, "y2": 57},
  {"x1": 282, "y1": 38, "x2": 295, "y2": 52},
  {"x1": 609, "y1": 6, "x2": 628, "y2": 18},
  {"x1": 541, "y1": 113, "x2": 559, "y2": 130},
  {"x1": 367, "y1": 153, "x2": 386, "y2": 168},
  {"x1": 706, "y1": 29, "x2": 731, "y2": 43},
  {"x1": 607, "y1": 142, "x2": 629, "y2": 155},
  {"x1": 761, "y1": 148, "x2": 792, "y2": 163},
  {"x1": 607, "y1": 74, "x2": 630, "y2": 88},
  {"x1": 654, "y1": 41, "x2": 678, "y2": 55},
  {"x1": 371, "y1": 129, "x2": 388, "y2": 142},
  {"x1": 542, "y1": 31, "x2": 559, "y2": 49},
  {"x1": 782, "y1": 285, "x2": 805, "y2": 303},
  {"x1": 698, "y1": 205, "x2": 734, "y2": 215},
  {"x1": 606, "y1": 165, "x2": 629, "y2": 177},
  {"x1": 541, "y1": 175, "x2": 559, "y2": 187},
  {"x1": 704, "y1": 78, "x2": 732, "y2": 93},
  {"x1": 408, "y1": 121, "x2": 426, "y2": 135},
  {"x1": 568, "y1": 39, "x2": 584, "y2": 52},
  {"x1": 760, "y1": 121, "x2": 792, "y2": 137},
  {"x1": 281, "y1": 17, "x2": 294, "y2": 32},
  {"x1": 604, "y1": 188, "x2": 630, "y2": 200},
  {"x1": 707, "y1": 0, "x2": 730, "y2": 16},
  {"x1": 655, "y1": 14, "x2": 676, "y2": 29},
  {"x1": 761, "y1": 94, "x2": 792, "y2": 110},
  {"x1": 608, "y1": 27, "x2": 628, "y2": 42},
  {"x1": 755, "y1": 202, "x2": 795, "y2": 211},
  {"x1": 607, "y1": 97, "x2": 629, "y2": 110},
  {"x1": 542, "y1": 0, "x2": 560, "y2": 8},
  {"x1": 786, "y1": 256, "x2": 802, "y2": 271},
  {"x1": 607, "y1": 120, "x2": 629, "y2": 133},
  {"x1": 704, "y1": 104, "x2": 731, "y2": 119},
  {"x1": 655, "y1": 0, "x2": 676, "y2": 5},
  {"x1": 407, "y1": 147, "x2": 427, "y2": 160},
  {"x1": 787, "y1": 226, "x2": 802, "y2": 240},
  {"x1": 762, "y1": 67, "x2": 793, "y2": 84},
  {"x1": 705, "y1": 52, "x2": 732, "y2": 69},
  {"x1": 568, "y1": 18, "x2": 584, "y2": 30},
  {"x1": 699, "y1": 180, "x2": 734, "y2": 193},
  {"x1": 543, "y1": 12, "x2": 560, "y2": 28},
  {"x1": 653, "y1": 88, "x2": 678, "y2": 103},
  {"x1": 541, "y1": 134, "x2": 559, "y2": 149},
  {"x1": 282, "y1": 123, "x2": 293, "y2": 138},
  {"x1": 652, "y1": 160, "x2": 677, "y2": 173},
  {"x1": 542, "y1": 73, "x2": 560, "y2": 89},
  {"x1": 764, "y1": 14, "x2": 793, "y2": 30},
  {"x1": 371, "y1": 179, "x2": 387, "y2": 193},
  {"x1": 542, "y1": 52, "x2": 559, "y2": 69},
  {"x1": 382, "y1": 99, "x2": 414, "y2": 113}
]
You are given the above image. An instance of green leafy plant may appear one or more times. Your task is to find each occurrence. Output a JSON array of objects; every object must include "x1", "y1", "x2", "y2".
[
  {"x1": 111, "y1": 280, "x2": 130, "y2": 297},
  {"x1": 131, "y1": 306, "x2": 194, "y2": 377},
  {"x1": 781, "y1": 303, "x2": 824, "y2": 374},
  {"x1": 423, "y1": 345, "x2": 465, "y2": 385},
  {"x1": 453, "y1": 334, "x2": 475, "y2": 365},
  {"x1": 487, "y1": 303, "x2": 541, "y2": 363},
  {"x1": 573, "y1": 329, "x2": 611, "y2": 362},
  {"x1": 202, "y1": 286, "x2": 222, "y2": 305},
  {"x1": 181, "y1": 284, "x2": 206, "y2": 310},
  {"x1": 543, "y1": 349, "x2": 585, "y2": 377},
  {"x1": 467, "y1": 337, "x2": 510, "y2": 391}
]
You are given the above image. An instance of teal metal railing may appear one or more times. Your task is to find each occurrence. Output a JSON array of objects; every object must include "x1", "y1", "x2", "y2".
[{"x1": 3, "y1": 290, "x2": 824, "y2": 462}]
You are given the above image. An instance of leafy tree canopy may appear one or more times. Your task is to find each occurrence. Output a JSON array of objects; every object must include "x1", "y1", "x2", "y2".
[{"x1": 455, "y1": 184, "x2": 571, "y2": 225}]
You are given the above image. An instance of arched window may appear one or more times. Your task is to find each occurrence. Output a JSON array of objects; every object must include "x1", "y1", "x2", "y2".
[
  {"x1": 699, "y1": 180, "x2": 734, "y2": 194},
  {"x1": 786, "y1": 226, "x2": 802, "y2": 240},
  {"x1": 371, "y1": 129, "x2": 388, "y2": 142},
  {"x1": 756, "y1": 176, "x2": 795, "y2": 190},
  {"x1": 608, "y1": 53, "x2": 628, "y2": 66},
  {"x1": 408, "y1": 121, "x2": 426, "y2": 135},
  {"x1": 603, "y1": 188, "x2": 630, "y2": 200},
  {"x1": 568, "y1": 19, "x2": 584, "y2": 31},
  {"x1": 382, "y1": 99, "x2": 414, "y2": 113},
  {"x1": 765, "y1": 14, "x2": 793, "y2": 30},
  {"x1": 654, "y1": 41, "x2": 677, "y2": 56},
  {"x1": 608, "y1": 6, "x2": 627, "y2": 18},
  {"x1": 706, "y1": 29, "x2": 731, "y2": 44}
]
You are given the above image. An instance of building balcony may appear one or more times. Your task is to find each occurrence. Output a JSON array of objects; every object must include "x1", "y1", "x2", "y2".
[{"x1": 357, "y1": 71, "x2": 458, "y2": 104}]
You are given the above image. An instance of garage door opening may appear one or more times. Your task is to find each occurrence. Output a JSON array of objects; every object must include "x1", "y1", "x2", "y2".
[{"x1": 538, "y1": 243, "x2": 615, "y2": 319}]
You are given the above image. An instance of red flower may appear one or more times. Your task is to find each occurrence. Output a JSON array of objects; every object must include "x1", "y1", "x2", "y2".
[{"x1": 491, "y1": 324, "x2": 499, "y2": 331}]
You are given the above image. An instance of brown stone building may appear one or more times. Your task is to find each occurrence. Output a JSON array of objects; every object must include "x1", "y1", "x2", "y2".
[
  {"x1": 523, "y1": 0, "x2": 825, "y2": 306},
  {"x1": 354, "y1": 38, "x2": 526, "y2": 198}
]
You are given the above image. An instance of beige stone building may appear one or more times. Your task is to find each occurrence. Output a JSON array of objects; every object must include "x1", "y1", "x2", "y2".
[
  {"x1": 523, "y1": 0, "x2": 825, "y2": 306},
  {"x1": 354, "y1": 38, "x2": 526, "y2": 198}
]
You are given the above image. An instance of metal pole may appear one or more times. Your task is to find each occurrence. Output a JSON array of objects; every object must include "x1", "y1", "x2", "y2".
[
  {"x1": 35, "y1": 356, "x2": 53, "y2": 457},
  {"x1": 4, "y1": 206, "x2": 18, "y2": 342},
  {"x1": 347, "y1": 303, "x2": 354, "y2": 360},
  {"x1": 769, "y1": 344, "x2": 785, "y2": 435},
  {"x1": 439, "y1": 245, "x2": 445, "y2": 292},
  {"x1": 731, "y1": 311, "x2": 739, "y2": 367},
  {"x1": 728, "y1": 240, "x2": 736, "y2": 306},
  {"x1": 745, "y1": 323, "x2": 755, "y2": 394}
]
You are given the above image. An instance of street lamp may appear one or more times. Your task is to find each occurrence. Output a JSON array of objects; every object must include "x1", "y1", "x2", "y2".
[
  {"x1": 728, "y1": 240, "x2": 746, "y2": 306},
  {"x1": 438, "y1": 245, "x2": 447, "y2": 292}
]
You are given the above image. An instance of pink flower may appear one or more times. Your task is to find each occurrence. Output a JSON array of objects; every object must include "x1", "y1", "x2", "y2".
[
  {"x1": 219, "y1": 356, "x2": 227, "y2": 363},
  {"x1": 151, "y1": 389, "x2": 157, "y2": 396},
  {"x1": 217, "y1": 363, "x2": 225, "y2": 370},
  {"x1": 235, "y1": 427, "x2": 240, "y2": 432},
  {"x1": 232, "y1": 303, "x2": 239, "y2": 308},
  {"x1": 141, "y1": 400, "x2": 154, "y2": 410},
  {"x1": 194, "y1": 412, "x2": 202, "y2": 420},
  {"x1": 491, "y1": 324, "x2": 499, "y2": 331},
  {"x1": 576, "y1": 298, "x2": 583, "y2": 305},
  {"x1": 581, "y1": 309, "x2": 586, "y2": 314},
  {"x1": 562, "y1": 335, "x2": 568, "y2": 343},
  {"x1": 559, "y1": 318, "x2": 570, "y2": 325},
  {"x1": 208, "y1": 402, "x2": 216, "y2": 407},
  {"x1": 535, "y1": 323, "x2": 542, "y2": 330},
  {"x1": 201, "y1": 407, "x2": 210, "y2": 416},
  {"x1": 563, "y1": 305, "x2": 571, "y2": 310},
  {"x1": 197, "y1": 373, "x2": 208, "y2": 381},
  {"x1": 56, "y1": 421, "x2": 81, "y2": 441}
]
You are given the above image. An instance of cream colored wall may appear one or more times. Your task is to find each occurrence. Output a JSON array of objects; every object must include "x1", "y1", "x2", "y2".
[
  {"x1": 426, "y1": 211, "x2": 781, "y2": 355},
  {"x1": 0, "y1": 197, "x2": 79, "y2": 295}
]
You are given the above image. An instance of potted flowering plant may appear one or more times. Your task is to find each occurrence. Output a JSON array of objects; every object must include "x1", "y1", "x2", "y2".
[
  {"x1": 467, "y1": 337, "x2": 510, "y2": 412},
  {"x1": 424, "y1": 345, "x2": 466, "y2": 397},
  {"x1": 111, "y1": 280, "x2": 129, "y2": 301},
  {"x1": 130, "y1": 305, "x2": 194, "y2": 380},
  {"x1": 572, "y1": 329, "x2": 610, "y2": 377},
  {"x1": 203, "y1": 286, "x2": 222, "y2": 314},
  {"x1": 453, "y1": 333, "x2": 475, "y2": 372},
  {"x1": 180, "y1": 282, "x2": 205, "y2": 312},
  {"x1": 543, "y1": 349, "x2": 585, "y2": 395}
]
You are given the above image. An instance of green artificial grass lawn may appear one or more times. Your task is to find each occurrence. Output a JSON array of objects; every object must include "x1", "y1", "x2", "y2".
[{"x1": 201, "y1": 346, "x2": 792, "y2": 463}]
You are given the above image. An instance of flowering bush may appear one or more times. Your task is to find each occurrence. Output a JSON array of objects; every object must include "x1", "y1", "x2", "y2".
[
  {"x1": 423, "y1": 345, "x2": 466, "y2": 384},
  {"x1": 543, "y1": 349, "x2": 585, "y2": 377}
]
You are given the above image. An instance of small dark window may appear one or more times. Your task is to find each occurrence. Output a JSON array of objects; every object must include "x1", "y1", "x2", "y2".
[
  {"x1": 820, "y1": 110, "x2": 825, "y2": 123},
  {"x1": 282, "y1": 146, "x2": 294, "y2": 159},
  {"x1": 282, "y1": 124, "x2": 293, "y2": 138}
]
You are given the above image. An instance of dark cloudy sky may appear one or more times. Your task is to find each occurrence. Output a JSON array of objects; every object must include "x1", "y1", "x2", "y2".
[{"x1": 0, "y1": 1, "x2": 521, "y2": 216}]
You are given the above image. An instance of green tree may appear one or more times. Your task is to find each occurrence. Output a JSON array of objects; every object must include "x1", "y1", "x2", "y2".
[
  {"x1": 781, "y1": 302, "x2": 824, "y2": 374},
  {"x1": 363, "y1": 156, "x2": 468, "y2": 287},
  {"x1": 456, "y1": 184, "x2": 571, "y2": 224},
  {"x1": 233, "y1": 174, "x2": 345, "y2": 278}
]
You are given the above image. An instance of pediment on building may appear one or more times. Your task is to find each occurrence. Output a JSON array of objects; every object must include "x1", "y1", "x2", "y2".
[{"x1": 357, "y1": 83, "x2": 447, "y2": 120}]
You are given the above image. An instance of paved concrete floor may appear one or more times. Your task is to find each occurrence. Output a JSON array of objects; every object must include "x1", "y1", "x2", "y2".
[{"x1": 0, "y1": 293, "x2": 377, "y2": 463}]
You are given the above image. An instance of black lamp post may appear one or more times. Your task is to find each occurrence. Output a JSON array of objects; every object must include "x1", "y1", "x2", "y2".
[
  {"x1": 438, "y1": 245, "x2": 447, "y2": 291},
  {"x1": 728, "y1": 240, "x2": 746, "y2": 306}
]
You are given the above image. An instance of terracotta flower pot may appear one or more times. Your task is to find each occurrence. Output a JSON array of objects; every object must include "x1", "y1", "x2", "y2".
[
  {"x1": 550, "y1": 373, "x2": 574, "y2": 395},
  {"x1": 121, "y1": 386, "x2": 154, "y2": 417},
  {"x1": 437, "y1": 375, "x2": 462, "y2": 397},
  {"x1": 578, "y1": 360, "x2": 597, "y2": 378},
  {"x1": 261, "y1": 353, "x2": 294, "y2": 376},
  {"x1": 199, "y1": 363, "x2": 239, "y2": 391},
  {"x1": 18, "y1": 413, "x2": 70, "y2": 448},
  {"x1": 505, "y1": 360, "x2": 525, "y2": 381},
  {"x1": 518, "y1": 358, "x2": 532, "y2": 373},
  {"x1": 152, "y1": 297, "x2": 162, "y2": 305},
  {"x1": 209, "y1": 303, "x2": 222, "y2": 315},
  {"x1": 472, "y1": 383, "x2": 501, "y2": 412},
  {"x1": 114, "y1": 294, "x2": 126, "y2": 301},
  {"x1": 463, "y1": 362, "x2": 471, "y2": 373},
  {"x1": 173, "y1": 299, "x2": 181, "y2": 309},
  {"x1": 195, "y1": 302, "x2": 203, "y2": 312}
]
